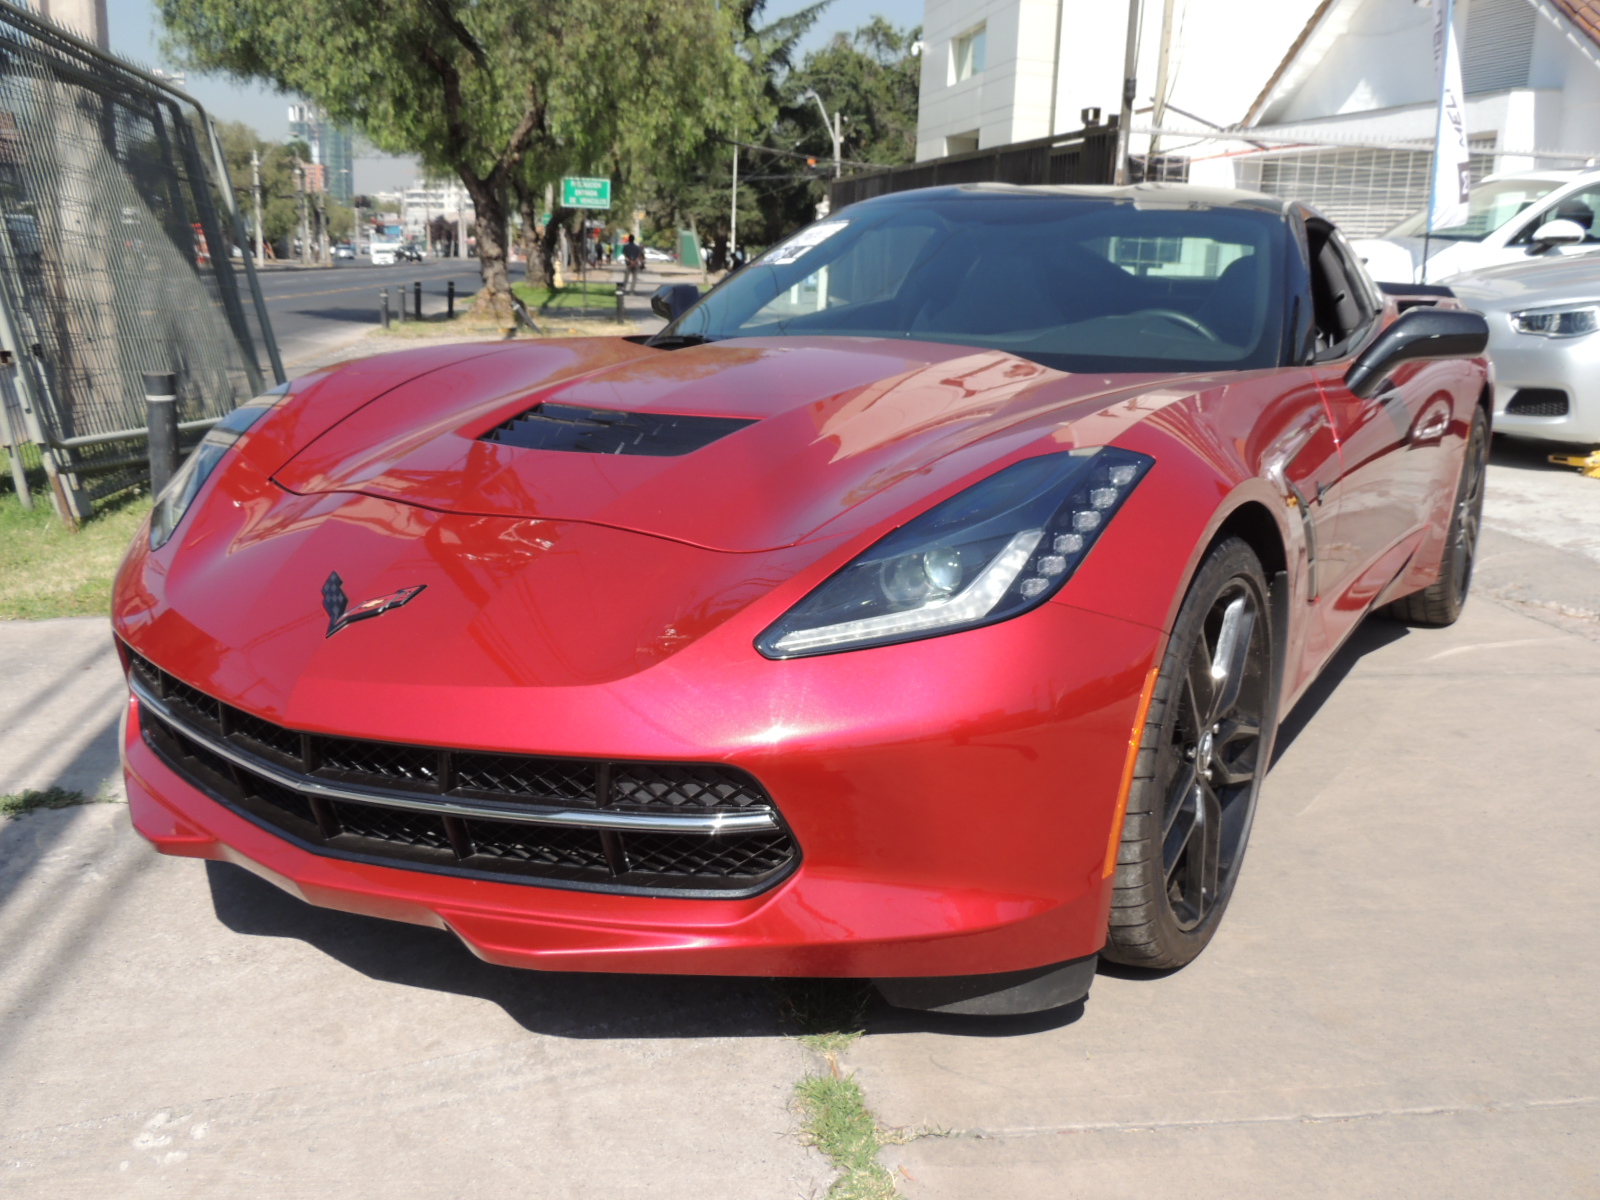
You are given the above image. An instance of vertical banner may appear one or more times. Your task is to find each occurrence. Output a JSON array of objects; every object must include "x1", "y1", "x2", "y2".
[{"x1": 1428, "y1": 0, "x2": 1470, "y2": 231}]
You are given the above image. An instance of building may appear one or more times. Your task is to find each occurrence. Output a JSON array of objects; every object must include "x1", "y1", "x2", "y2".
[
  {"x1": 399, "y1": 178, "x2": 474, "y2": 241},
  {"x1": 286, "y1": 103, "x2": 354, "y2": 205},
  {"x1": 915, "y1": 0, "x2": 1600, "y2": 202}
]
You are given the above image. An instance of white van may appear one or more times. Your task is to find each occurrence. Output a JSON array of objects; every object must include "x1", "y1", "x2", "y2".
[
  {"x1": 1352, "y1": 169, "x2": 1600, "y2": 283},
  {"x1": 369, "y1": 240, "x2": 400, "y2": 266}
]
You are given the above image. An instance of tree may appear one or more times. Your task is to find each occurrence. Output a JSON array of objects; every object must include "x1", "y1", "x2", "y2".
[
  {"x1": 211, "y1": 120, "x2": 317, "y2": 255},
  {"x1": 158, "y1": 0, "x2": 755, "y2": 324}
]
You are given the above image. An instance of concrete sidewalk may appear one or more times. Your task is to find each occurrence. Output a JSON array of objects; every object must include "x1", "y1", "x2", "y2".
[{"x1": 855, "y1": 574, "x2": 1600, "y2": 1198}]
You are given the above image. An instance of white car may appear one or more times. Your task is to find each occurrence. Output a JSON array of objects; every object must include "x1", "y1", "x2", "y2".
[
  {"x1": 1451, "y1": 251, "x2": 1600, "y2": 446},
  {"x1": 369, "y1": 240, "x2": 400, "y2": 266},
  {"x1": 642, "y1": 246, "x2": 673, "y2": 262},
  {"x1": 1353, "y1": 169, "x2": 1600, "y2": 283}
]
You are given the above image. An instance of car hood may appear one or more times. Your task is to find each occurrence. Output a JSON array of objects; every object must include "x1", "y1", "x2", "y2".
[
  {"x1": 271, "y1": 336, "x2": 1179, "y2": 553},
  {"x1": 1449, "y1": 251, "x2": 1600, "y2": 308}
]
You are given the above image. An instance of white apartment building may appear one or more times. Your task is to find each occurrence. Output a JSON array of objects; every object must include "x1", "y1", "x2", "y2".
[
  {"x1": 399, "y1": 179, "x2": 474, "y2": 239},
  {"x1": 916, "y1": 0, "x2": 1600, "y2": 169}
]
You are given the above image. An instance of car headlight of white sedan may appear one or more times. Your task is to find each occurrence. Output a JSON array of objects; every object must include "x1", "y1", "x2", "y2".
[{"x1": 1509, "y1": 304, "x2": 1600, "y2": 338}]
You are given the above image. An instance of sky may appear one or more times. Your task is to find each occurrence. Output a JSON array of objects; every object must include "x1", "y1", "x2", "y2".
[{"x1": 102, "y1": 0, "x2": 925, "y2": 194}]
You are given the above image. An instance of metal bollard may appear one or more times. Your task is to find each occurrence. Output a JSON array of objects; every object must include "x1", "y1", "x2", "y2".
[
  {"x1": 615, "y1": 281, "x2": 625, "y2": 322},
  {"x1": 144, "y1": 372, "x2": 179, "y2": 497},
  {"x1": 414, "y1": 280, "x2": 422, "y2": 321},
  {"x1": 380, "y1": 289, "x2": 390, "y2": 330},
  {"x1": 447, "y1": 279, "x2": 455, "y2": 319}
]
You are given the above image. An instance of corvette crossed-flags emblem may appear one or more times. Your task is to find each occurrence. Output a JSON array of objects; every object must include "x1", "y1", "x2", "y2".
[{"x1": 321, "y1": 571, "x2": 426, "y2": 638}]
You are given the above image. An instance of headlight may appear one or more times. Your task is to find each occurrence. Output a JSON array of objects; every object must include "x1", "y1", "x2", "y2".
[
  {"x1": 149, "y1": 382, "x2": 290, "y2": 550},
  {"x1": 755, "y1": 447, "x2": 1153, "y2": 658},
  {"x1": 1509, "y1": 304, "x2": 1599, "y2": 338}
]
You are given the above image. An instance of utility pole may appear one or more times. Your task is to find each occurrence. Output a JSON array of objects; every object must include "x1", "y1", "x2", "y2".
[
  {"x1": 1048, "y1": 0, "x2": 1066, "y2": 136},
  {"x1": 729, "y1": 146, "x2": 738, "y2": 263},
  {"x1": 295, "y1": 158, "x2": 309, "y2": 265},
  {"x1": 801, "y1": 90, "x2": 843, "y2": 179},
  {"x1": 250, "y1": 149, "x2": 264, "y2": 263},
  {"x1": 1112, "y1": 0, "x2": 1145, "y2": 186},
  {"x1": 1150, "y1": 0, "x2": 1179, "y2": 157}
]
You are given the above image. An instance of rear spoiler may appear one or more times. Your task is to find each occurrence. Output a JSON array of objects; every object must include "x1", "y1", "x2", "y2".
[{"x1": 1377, "y1": 280, "x2": 1460, "y2": 312}]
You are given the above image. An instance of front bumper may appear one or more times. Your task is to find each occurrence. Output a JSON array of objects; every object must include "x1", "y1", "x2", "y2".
[
  {"x1": 1485, "y1": 324, "x2": 1600, "y2": 445},
  {"x1": 123, "y1": 599, "x2": 1159, "y2": 979}
]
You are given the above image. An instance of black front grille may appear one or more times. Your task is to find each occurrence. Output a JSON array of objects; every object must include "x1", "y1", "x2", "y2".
[
  {"x1": 125, "y1": 646, "x2": 798, "y2": 896},
  {"x1": 481, "y1": 402, "x2": 754, "y2": 457},
  {"x1": 1507, "y1": 388, "x2": 1569, "y2": 417}
]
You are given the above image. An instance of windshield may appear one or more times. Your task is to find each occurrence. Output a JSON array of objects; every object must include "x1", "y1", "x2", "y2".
[
  {"x1": 664, "y1": 193, "x2": 1288, "y2": 373},
  {"x1": 1385, "y1": 178, "x2": 1566, "y2": 241}
]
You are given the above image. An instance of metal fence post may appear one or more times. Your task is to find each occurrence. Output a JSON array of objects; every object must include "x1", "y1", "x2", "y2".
[
  {"x1": 144, "y1": 372, "x2": 178, "y2": 497},
  {"x1": 615, "y1": 281, "x2": 625, "y2": 322},
  {"x1": 380, "y1": 289, "x2": 390, "y2": 330},
  {"x1": 414, "y1": 280, "x2": 422, "y2": 321},
  {"x1": 447, "y1": 279, "x2": 455, "y2": 319}
]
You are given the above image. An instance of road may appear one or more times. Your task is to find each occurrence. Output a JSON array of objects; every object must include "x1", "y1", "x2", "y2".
[{"x1": 254, "y1": 259, "x2": 488, "y2": 368}]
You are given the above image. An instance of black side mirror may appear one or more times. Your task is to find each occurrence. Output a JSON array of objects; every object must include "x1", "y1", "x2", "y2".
[
  {"x1": 1344, "y1": 307, "x2": 1489, "y2": 398},
  {"x1": 650, "y1": 283, "x2": 701, "y2": 322}
]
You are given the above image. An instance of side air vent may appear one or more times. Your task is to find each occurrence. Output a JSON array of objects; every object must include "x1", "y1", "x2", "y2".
[{"x1": 481, "y1": 402, "x2": 754, "y2": 457}]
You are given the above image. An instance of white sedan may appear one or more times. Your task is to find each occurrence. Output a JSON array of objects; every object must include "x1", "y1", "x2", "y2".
[
  {"x1": 1452, "y1": 252, "x2": 1600, "y2": 446},
  {"x1": 1353, "y1": 169, "x2": 1600, "y2": 284}
]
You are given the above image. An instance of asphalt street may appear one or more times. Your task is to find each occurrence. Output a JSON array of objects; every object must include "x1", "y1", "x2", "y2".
[
  {"x1": 1, "y1": 421, "x2": 1597, "y2": 1194},
  {"x1": 255, "y1": 259, "x2": 489, "y2": 368}
]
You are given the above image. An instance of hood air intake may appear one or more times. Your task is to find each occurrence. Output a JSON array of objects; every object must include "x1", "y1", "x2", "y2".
[{"x1": 482, "y1": 402, "x2": 754, "y2": 457}]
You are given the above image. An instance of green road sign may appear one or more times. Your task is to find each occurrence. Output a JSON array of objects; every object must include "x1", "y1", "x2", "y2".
[
  {"x1": 539, "y1": 212, "x2": 551, "y2": 226},
  {"x1": 561, "y1": 177, "x2": 611, "y2": 209}
]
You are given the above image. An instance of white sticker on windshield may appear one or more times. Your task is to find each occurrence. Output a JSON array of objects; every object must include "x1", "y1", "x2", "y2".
[{"x1": 762, "y1": 220, "x2": 849, "y2": 265}]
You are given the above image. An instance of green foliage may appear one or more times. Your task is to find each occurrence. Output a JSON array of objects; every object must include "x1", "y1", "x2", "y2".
[
  {"x1": 1, "y1": 788, "x2": 91, "y2": 818},
  {"x1": 794, "y1": 1071, "x2": 897, "y2": 1199},
  {"x1": 212, "y1": 120, "x2": 317, "y2": 253},
  {"x1": 157, "y1": 0, "x2": 755, "y2": 317},
  {"x1": 645, "y1": 10, "x2": 922, "y2": 268},
  {"x1": 0, "y1": 482, "x2": 151, "y2": 619}
]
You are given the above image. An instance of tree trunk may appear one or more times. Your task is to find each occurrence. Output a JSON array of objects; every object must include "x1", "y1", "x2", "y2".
[
  {"x1": 538, "y1": 211, "x2": 569, "y2": 291},
  {"x1": 465, "y1": 176, "x2": 514, "y2": 328},
  {"x1": 512, "y1": 179, "x2": 542, "y2": 283}
]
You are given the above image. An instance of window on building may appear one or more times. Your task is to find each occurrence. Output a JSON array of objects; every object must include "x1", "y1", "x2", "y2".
[
  {"x1": 945, "y1": 131, "x2": 980, "y2": 156},
  {"x1": 952, "y1": 25, "x2": 986, "y2": 83}
]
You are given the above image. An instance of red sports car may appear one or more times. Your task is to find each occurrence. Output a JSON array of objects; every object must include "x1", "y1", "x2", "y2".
[{"x1": 113, "y1": 185, "x2": 1490, "y2": 1015}]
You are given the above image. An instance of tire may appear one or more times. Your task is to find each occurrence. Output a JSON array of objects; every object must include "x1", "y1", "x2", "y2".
[
  {"x1": 1102, "y1": 538, "x2": 1277, "y2": 970},
  {"x1": 1383, "y1": 405, "x2": 1489, "y2": 627}
]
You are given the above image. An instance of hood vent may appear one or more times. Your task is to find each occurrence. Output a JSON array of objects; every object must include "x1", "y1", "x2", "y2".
[{"x1": 481, "y1": 402, "x2": 754, "y2": 457}]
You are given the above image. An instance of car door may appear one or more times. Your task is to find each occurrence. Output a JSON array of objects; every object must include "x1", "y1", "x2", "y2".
[{"x1": 1301, "y1": 221, "x2": 1434, "y2": 647}]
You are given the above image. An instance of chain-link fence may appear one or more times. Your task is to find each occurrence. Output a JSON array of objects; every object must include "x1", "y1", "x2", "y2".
[
  {"x1": 0, "y1": 0, "x2": 280, "y2": 522},
  {"x1": 1131, "y1": 125, "x2": 1595, "y2": 238}
]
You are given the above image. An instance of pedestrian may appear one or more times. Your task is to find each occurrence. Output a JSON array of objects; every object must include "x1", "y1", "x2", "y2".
[{"x1": 622, "y1": 233, "x2": 644, "y2": 294}]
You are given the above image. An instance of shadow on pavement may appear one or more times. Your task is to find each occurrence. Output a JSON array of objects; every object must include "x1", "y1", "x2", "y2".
[
  {"x1": 1270, "y1": 615, "x2": 1410, "y2": 767},
  {"x1": 290, "y1": 306, "x2": 382, "y2": 324},
  {"x1": 1490, "y1": 431, "x2": 1584, "y2": 473},
  {"x1": 204, "y1": 859, "x2": 784, "y2": 1039}
]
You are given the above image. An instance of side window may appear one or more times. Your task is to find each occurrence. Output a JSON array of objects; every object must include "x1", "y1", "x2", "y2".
[
  {"x1": 1305, "y1": 220, "x2": 1377, "y2": 360},
  {"x1": 1512, "y1": 185, "x2": 1600, "y2": 244}
]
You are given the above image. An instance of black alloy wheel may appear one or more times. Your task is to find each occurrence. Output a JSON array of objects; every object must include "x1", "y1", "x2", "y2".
[
  {"x1": 1384, "y1": 405, "x2": 1490, "y2": 627},
  {"x1": 1103, "y1": 538, "x2": 1276, "y2": 969}
]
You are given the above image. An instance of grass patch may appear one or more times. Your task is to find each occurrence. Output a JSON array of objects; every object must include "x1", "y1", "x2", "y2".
[
  {"x1": 777, "y1": 979, "x2": 901, "y2": 1197},
  {"x1": 795, "y1": 1071, "x2": 898, "y2": 1200},
  {"x1": 514, "y1": 279, "x2": 627, "y2": 312},
  {"x1": 0, "y1": 486, "x2": 150, "y2": 619},
  {"x1": 1, "y1": 786, "x2": 90, "y2": 818}
]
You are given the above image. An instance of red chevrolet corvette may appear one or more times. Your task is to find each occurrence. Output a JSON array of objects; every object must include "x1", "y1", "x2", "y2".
[{"x1": 113, "y1": 185, "x2": 1489, "y2": 1015}]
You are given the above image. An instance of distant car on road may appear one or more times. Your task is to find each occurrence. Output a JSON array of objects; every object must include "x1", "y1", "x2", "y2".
[
  {"x1": 369, "y1": 240, "x2": 399, "y2": 266},
  {"x1": 397, "y1": 243, "x2": 425, "y2": 263},
  {"x1": 642, "y1": 246, "x2": 673, "y2": 263},
  {"x1": 1451, "y1": 251, "x2": 1600, "y2": 446},
  {"x1": 1353, "y1": 169, "x2": 1600, "y2": 283},
  {"x1": 333, "y1": 243, "x2": 355, "y2": 261}
]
